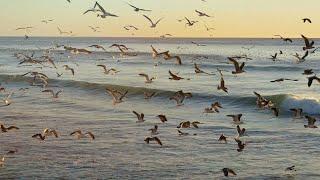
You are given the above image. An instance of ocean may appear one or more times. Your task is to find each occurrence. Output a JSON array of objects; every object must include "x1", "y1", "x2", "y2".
[{"x1": 0, "y1": 37, "x2": 319, "y2": 179}]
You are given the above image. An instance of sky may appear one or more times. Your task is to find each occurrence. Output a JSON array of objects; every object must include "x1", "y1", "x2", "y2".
[{"x1": 0, "y1": 0, "x2": 320, "y2": 38}]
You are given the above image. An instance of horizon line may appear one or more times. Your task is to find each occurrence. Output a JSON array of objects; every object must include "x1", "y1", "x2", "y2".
[{"x1": 0, "y1": 35, "x2": 318, "y2": 39}]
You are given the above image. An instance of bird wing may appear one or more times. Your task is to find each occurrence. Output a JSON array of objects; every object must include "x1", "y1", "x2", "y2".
[
  {"x1": 174, "y1": 56, "x2": 182, "y2": 65},
  {"x1": 139, "y1": 73, "x2": 149, "y2": 81},
  {"x1": 301, "y1": 34, "x2": 310, "y2": 46},
  {"x1": 228, "y1": 57, "x2": 240, "y2": 71},
  {"x1": 94, "y1": 2, "x2": 106, "y2": 14},
  {"x1": 97, "y1": 64, "x2": 107, "y2": 72},
  {"x1": 7, "y1": 126, "x2": 19, "y2": 130},
  {"x1": 127, "y1": 3, "x2": 138, "y2": 9},
  {"x1": 86, "y1": 132, "x2": 95, "y2": 140},
  {"x1": 154, "y1": 137, "x2": 162, "y2": 146},
  {"x1": 220, "y1": 77, "x2": 225, "y2": 87},
  {"x1": 301, "y1": 51, "x2": 309, "y2": 60},
  {"x1": 154, "y1": 18, "x2": 163, "y2": 25},
  {"x1": 185, "y1": 17, "x2": 191, "y2": 24},
  {"x1": 132, "y1": 111, "x2": 141, "y2": 119},
  {"x1": 228, "y1": 169, "x2": 237, "y2": 176},
  {"x1": 169, "y1": 70, "x2": 178, "y2": 78},
  {"x1": 51, "y1": 130, "x2": 59, "y2": 137},
  {"x1": 143, "y1": 15, "x2": 154, "y2": 25},
  {"x1": 70, "y1": 130, "x2": 81, "y2": 136}
]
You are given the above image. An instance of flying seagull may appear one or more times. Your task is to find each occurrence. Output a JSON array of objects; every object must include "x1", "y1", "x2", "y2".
[
  {"x1": 127, "y1": 3, "x2": 151, "y2": 12},
  {"x1": 228, "y1": 57, "x2": 245, "y2": 74},
  {"x1": 302, "y1": 18, "x2": 312, "y2": 23},
  {"x1": 301, "y1": 34, "x2": 314, "y2": 51},
  {"x1": 94, "y1": 1, "x2": 119, "y2": 18},
  {"x1": 143, "y1": 15, "x2": 163, "y2": 28},
  {"x1": 195, "y1": 10, "x2": 211, "y2": 17}
]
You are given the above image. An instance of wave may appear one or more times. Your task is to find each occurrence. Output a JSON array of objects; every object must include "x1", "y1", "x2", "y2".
[
  {"x1": 0, "y1": 74, "x2": 319, "y2": 114},
  {"x1": 0, "y1": 47, "x2": 225, "y2": 60}
]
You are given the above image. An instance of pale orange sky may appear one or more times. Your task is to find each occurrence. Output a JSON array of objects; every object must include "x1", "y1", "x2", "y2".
[{"x1": 0, "y1": 0, "x2": 319, "y2": 38}]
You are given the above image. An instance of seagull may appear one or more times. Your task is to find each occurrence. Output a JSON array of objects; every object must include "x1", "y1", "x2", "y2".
[
  {"x1": 302, "y1": 69, "x2": 313, "y2": 75},
  {"x1": 148, "y1": 125, "x2": 158, "y2": 135},
  {"x1": 88, "y1": 26, "x2": 100, "y2": 32},
  {"x1": 97, "y1": 65, "x2": 119, "y2": 75},
  {"x1": 211, "y1": 102, "x2": 222, "y2": 112},
  {"x1": 42, "y1": 89, "x2": 62, "y2": 98},
  {"x1": 144, "y1": 92, "x2": 156, "y2": 99},
  {"x1": 218, "y1": 134, "x2": 227, "y2": 143},
  {"x1": 194, "y1": 63, "x2": 213, "y2": 75},
  {"x1": 274, "y1": 35, "x2": 293, "y2": 43},
  {"x1": 185, "y1": 17, "x2": 198, "y2": 26},
  {"x1": 89, "y1": 44, "x2": 105, "y2": 51},
  {"x1": 270, "y1": 78, "x2": 298, "y2": 83},
  {"x1": 170, "y1": 90, "x2": 191, "y2": 106},
  {"x1": 228, "y1": 57, "x2": 245, "y2": 74},
  {"x1": 236, "y1": 125, "x2": 246, "y2": 137},
  {"x1": 94, "y1": 1, "x2": 119, "y2": 18},
  {"x1": 139, "y1": 73, "x2": 155, "y2": 83},
  {"x1": 254, "y1": 91, "x2": 274, "y2": 109},
  {"x1": 70, "y1": 130, "x2": 95, "y2": 140},
  {"x1": 157, "y1": 115, "x2": 168, "y2": 123},
  {"x1": 43, "y1": 128, "x2": 59, "y2": 138},
  {"x1": 160, "y1": 34, "x2": 173, "y2": 38},
  {"x1": 217, "y1": 77, "x2": 228, "y2": 93},
  {"x1": 304, "y1": 115, "x2": 317, "y2": 128},
  {"x1": 109, "y1": 44, "x2": 132, "y2": 51},
  {"x1": 62, "y1": 65, "x2": 74, "y2": 76},
  {"x1": 191, "y1": 41, "x2": 206, "y2": 46},
  {"x1": 56, "y1": 72, "x2": 63, "y2": 77},
  {"x1": 133, "y1": 111, "x2": 145, "y2": 123},
  {"x1": 127, "y1": 3, "x2": 151, "y2": 12},
  {"x1": 150, "y1": 45, "x2": 168, "y2": 58},
  {"x1": 177, "y1": 121, "x2": 202, "y2": 128},
  {"x1": 293, "y1": 51, "x2": 309, "y2": 63},
  {"x1": 290, "y1": 108, "x2": 303, "y2": 118},
  {"x1": 270, "y1": 53, "x2": 278, "y2": 61},
  {"x1": 222, "y1": 168, "x2": 237, "y2": 177},
  {"x1": 105, "y1": 88, "x2": 128, "y2": 105},
  {"x1": 143, "y1": 15, "x2": 163, "y2": 28},
  {"x1": 307, "y1": 75, "x2": 320, "y2": 87},
  {"x1": 235, "y1": 138, "x2": 246, "y2": 152},
  {"x1": 57, "y1": 27, "x2": 72, "y2": 35},
  {"x1": 301, "y1": 34, "x2": 314, "y2": 50},
  {"x1": 169, "y1": 70, "x2": 184, "y2": 80},
  {"x1": 227, "y1": 114, "x2": 243, "y2": 124},
  {"x1": 177, "y1": 121, "x2": 191, "y2": 128},
  {"x1": 41, "y1": 19, "x2": 54, "y2": 24},
  {"x1": 42, "y1": 56, "x2": 57, "y2": 69},
  {"x1": 195, "y1": 10, "x2": 211, "y2": 17},
  {"x1": 0, "y1": 124, "x2": 19, "y2": 133},
  {"x1": 144, "y1": 136, "x2": 162, "y2": 146},
  {"x1": 123, "y1": 25, "x2": 139, "y2": 31},
  {"x1": 285, "y1": 165, "x2": 296, "y2": 172},
  {"x1": 162, "y1": 51, "x2": 182, "y2": 65},
  {"x1": 302, "y1": 18, "x2": 312, "y2": 23},
  {"x1": 15, "y1": 26, "x2": 33, "y2": 31}
]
